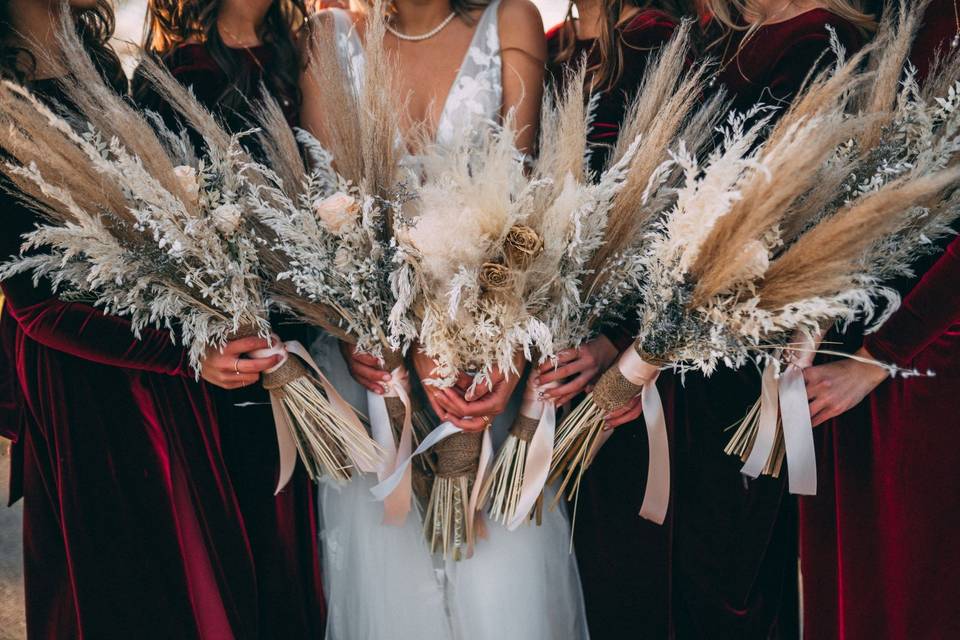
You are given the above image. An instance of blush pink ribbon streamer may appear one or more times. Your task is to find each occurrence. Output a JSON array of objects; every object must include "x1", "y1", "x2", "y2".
[
  {"x1": 506, "y1": 378, "x2": 558, "y2": 530},
  {"x1": 367, "y1": 367, "x2": 414, "y2": 525},
  {"x1": 467, "y1": 428, "x2": 494, "y2": 552},
  {"x1": 251, "y1": 337, "x2": 373, "y2": 494},
  {"x1": 612, "y1": 349, "x2": 669, "y2": 525}
]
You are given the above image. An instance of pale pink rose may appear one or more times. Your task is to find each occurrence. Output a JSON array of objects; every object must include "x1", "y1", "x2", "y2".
[
  {"x1": 173, "y1": 165, "x2": 200, "y2": 207},
  {"x1": 315, "y1": 192, "x2": 359, "y2": 235}
]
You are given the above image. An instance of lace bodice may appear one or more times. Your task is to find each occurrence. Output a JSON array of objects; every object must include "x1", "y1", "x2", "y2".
[{"x1": 328, "y1": 3, "x2": 503, "y2": 147}]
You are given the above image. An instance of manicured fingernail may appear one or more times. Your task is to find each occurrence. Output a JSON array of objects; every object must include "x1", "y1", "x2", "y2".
[
  {"x1": 602, "y1": 425, "x2": 612, "y2": 432},
  {"x1": 382, "y1": 374, "x2": 391, "y2": 381}
]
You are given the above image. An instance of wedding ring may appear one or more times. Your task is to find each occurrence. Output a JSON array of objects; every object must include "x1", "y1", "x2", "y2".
[{"x1": 234, "y1": 358, "x2": 241, "y2": 376}]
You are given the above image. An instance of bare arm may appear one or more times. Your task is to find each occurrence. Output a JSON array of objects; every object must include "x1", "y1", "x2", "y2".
[{"x1": 497, "y1": 0, "x2": 546, "y2": 154}]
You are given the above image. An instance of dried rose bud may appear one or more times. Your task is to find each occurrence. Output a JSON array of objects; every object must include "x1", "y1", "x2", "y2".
[
  {"x1": 504, "y1": 225, "x2": 543, "y2": 269},
  {"x1": 211, "y1": 203, "x2": 243, "y2": 236}
]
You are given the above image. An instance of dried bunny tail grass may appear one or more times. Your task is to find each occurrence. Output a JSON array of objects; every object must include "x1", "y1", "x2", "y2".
[
  {"x1": 757, "y1": 166, "x2": 960, "y2": 310},
  {"x1": 691, "y1": 114, "x2": 852, "y2": 304},
  {"x1": 588, "y1": 21, "x2": 705, "y2": 273},
  {"x1": 49, "y1": 18, "x2": 187, "y2": 201},
  {"x1": 253, "y1": 92, "x2": 307, "y2": 196},
  {"x1": 0, "y1": 82, "x2": 133, "y2": 227},
  {"x1": 536, "y1": 61, "x2": 592, "y2": 185}
]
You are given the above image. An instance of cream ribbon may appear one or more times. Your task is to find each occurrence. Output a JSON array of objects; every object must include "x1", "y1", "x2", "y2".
[
  {"x1": 741, "y1": 362, "x2": 781, "y2": 479},
  {"x1": 367, "y1": 367, "x2": 415, "y2": 525},
  {"x1": 370, "y1": 417, "x2": 493, "y2": 543},
  {"x1": 507, "y1": 378, "x2": 558, "y2": 530},
  {"x1": 740, "y1": 343, "x2": 818, "y2": 495},
  {"x1": 251, "y1": 338, "x2": 374, "y2": 494},
  {"x1": 611, "y1": 348, "x2": 670, "y2": 525}
]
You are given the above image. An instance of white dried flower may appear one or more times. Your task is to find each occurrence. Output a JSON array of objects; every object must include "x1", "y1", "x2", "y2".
[
  {"x1": 212, "y1": 203, "x2": 243, "y2": 236},
  {"x1": 315, "y1": 192, "x2": 359, "y2": 235}
]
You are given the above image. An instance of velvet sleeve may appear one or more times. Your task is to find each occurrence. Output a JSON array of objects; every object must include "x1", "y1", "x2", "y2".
[
  {"x1": 864, "y1": 236, "x2": 960, "y2": 366},
  {"x1": 1, "y1": 197, "x2": 192, "y2": 378}
]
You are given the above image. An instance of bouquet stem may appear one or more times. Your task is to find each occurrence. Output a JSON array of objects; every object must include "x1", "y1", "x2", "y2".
[
  {"x1": 482, "y1": 415, "x2": 538, "y2": 525},
  {"x1": 424, "y1": 430, "x2": 483, "y2": 560}
]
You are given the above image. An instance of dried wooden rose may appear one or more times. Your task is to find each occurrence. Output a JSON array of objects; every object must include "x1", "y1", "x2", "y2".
[
  {"x1": 503, "y1": 225, "x2": 543, "y2": 269},
  {"x1": 479, "y1": 262, "x2": 514, "y2": 293}
]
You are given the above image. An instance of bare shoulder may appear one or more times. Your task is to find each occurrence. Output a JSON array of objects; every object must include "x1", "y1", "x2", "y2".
[{"x1": 496, "y1": 0, "x2": 546, "y2": 58}]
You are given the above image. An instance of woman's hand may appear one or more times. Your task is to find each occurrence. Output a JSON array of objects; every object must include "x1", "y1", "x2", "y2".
[
  {"x1": 604, "y1": 395, "x2": 643, "y2": 430},
  {"x1": 804, "y1": 347, "x2": 890, "y2": 426},
  {"x1": 200, "y1": 336, "x2": 283, "y2": 390},
  {"x1": 409, "y1": 348, "x2": 484, "y2": 430},
  {"x1": 536, "y1": 336, "x2": 620, "y2": 407},
  {"x1": 339, "y1": 340, "x2": 391, "y2": 394}
]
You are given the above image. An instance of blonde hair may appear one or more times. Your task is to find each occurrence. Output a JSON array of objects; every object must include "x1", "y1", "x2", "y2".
[{"x1": 698, "y1": 0, "x2": 876, "y2": 33}]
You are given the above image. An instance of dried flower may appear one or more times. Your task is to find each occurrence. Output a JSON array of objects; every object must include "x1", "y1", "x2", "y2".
[
  {"x1": 173, "y1": 164, "x2": 199, "y2": 207},
  {"x1": 315, "y1": 192, "x2": 359, "y2": 235},
  {"x1": 478, "y1": 262, "x2": 513, "y2": 292},
  {"x1": 503, "y1": 225, "x2": 543, "y2": 269},
  {"x1": 212, "y1": 203, "x2": 243, "y2": 236}
]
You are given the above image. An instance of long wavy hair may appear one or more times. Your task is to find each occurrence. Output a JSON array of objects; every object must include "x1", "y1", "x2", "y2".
[
  {"x1": 143, "y1": 0, "x2": 308, "y2": 112},
  {"x1": 0, "y1": 0, "x2": 123, "y2": 85},
  {"x1": 698, "y1": 0, "x2": 876, "y2": 34},
  {"x1": 552, "y1": 1, "x2": 689, "y2": 93}
]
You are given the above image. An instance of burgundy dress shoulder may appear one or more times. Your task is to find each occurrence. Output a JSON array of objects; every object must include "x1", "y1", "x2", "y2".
[
  {"x1": 137, "y1": 42, "x2": 326, "y2": 640},
  {"x1": 662, "y1": 12, "x2": 865, "y2": 640},
  {"x1": 2, "y1": 78, "x2": 258, "y2": 639}
]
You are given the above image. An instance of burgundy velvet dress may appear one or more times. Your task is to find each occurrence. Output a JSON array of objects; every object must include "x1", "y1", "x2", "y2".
[
  {"x1": 2, "y1": 79, "x2": 262, "y2": 640},
  {"x1": 661, "y1": 12, "x2": 864, "y2": 640},
  {"x1": 138, "y1": 42, "x2": 325, "y2": 640},
  {"x1": 799, "y1": 7, "x2": 960, "y2": 637},
  {"x1": 547, "y1": 12, "x2": 678, "y2": 639}
]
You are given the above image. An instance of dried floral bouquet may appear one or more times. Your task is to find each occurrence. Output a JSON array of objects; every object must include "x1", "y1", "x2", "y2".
[{"x1": 0, "y1": 23, "x2": 381, "y2": 490}]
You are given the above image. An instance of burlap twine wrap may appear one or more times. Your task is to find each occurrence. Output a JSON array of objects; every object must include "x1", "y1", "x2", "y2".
[
  {"x1": 434, "y1": 431, "x2": 483, "y2": 478},
  {"x1": 592, "y1": 343, "x2": 668, "y2": 412},
  {"x1": 380, "y1": 349, "x2": 408, "y2": 432},
  {"x1": 263, "y1": 356, "x2": 309, "y2": 389},
  {"x1": 510, "y1": 415, "x2": 540, "y2": 442}
]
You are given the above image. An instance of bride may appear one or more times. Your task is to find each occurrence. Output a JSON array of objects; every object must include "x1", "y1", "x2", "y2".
[{"x1": 300, "y1": 1, "x2": 590, "y2": 638}]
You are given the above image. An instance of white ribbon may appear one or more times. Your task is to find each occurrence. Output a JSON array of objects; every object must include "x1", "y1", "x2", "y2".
[
  {"x1": 610, "y1": 348, "x2": 670, "y2": 525},
  {"x1": 779, "y1": 364, "x2": 817, "y2": 495},
  {"x1": 251, "y1": 337, "x2": 373, "y2": 494},
  {"x1": 367, "y1": 367, "x2": 415, "y2": 525},
  {"x1": 507, "y1": 378, "x2": 558, "y2": 530},
  {"x1": 741, "y1": 362, "x2": 781, "y2": 479},
  {"x1": 371, "y1": 421, "x2": 461, "y2": 500}
]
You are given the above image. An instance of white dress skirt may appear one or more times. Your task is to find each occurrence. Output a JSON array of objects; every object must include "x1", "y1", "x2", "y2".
[
  {"x1": 312, "y1": 334, "x2": 590, "y2": 640},
  {"x1": 311, "y1": 6, "x2": 590, "y2": 638}
]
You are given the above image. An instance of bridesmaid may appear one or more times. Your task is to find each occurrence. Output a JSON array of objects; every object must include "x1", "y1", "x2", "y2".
[
  {"x1": 0, "y1": 1, "x2": 271, "y2": 637},
  {"x1": 663, "y1": 1, "x2": 871, "y2": 638},
  {"x1": 138, "y1": 2, "x2": 326, "y2": 638},
  {"x1": 538, "y1": 1, "x2": 683, "y2": 637},
  {"x1": 799, "y1": 3, "x2": 960, "y2": 638}
]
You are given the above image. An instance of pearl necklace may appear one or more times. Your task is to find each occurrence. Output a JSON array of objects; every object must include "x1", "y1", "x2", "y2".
[{"x1": 385, "y1": 12, "x2": 457, "y2": 42}]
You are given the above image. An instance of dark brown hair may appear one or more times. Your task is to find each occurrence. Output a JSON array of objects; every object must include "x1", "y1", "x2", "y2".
[
  {"x1": 143, "y1": 0, "x2": 308, "y2": 112},
  {"x1": 552, "y1": 1, "x2": 688, "y2": 93},
  {"x1": 0, "y1": 0, "x2": 123, "y2": 85}
]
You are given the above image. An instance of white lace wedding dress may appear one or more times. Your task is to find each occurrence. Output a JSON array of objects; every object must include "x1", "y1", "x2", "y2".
[{"x1": 310, "y1": 5, "x2": 590, "y2": 640}]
